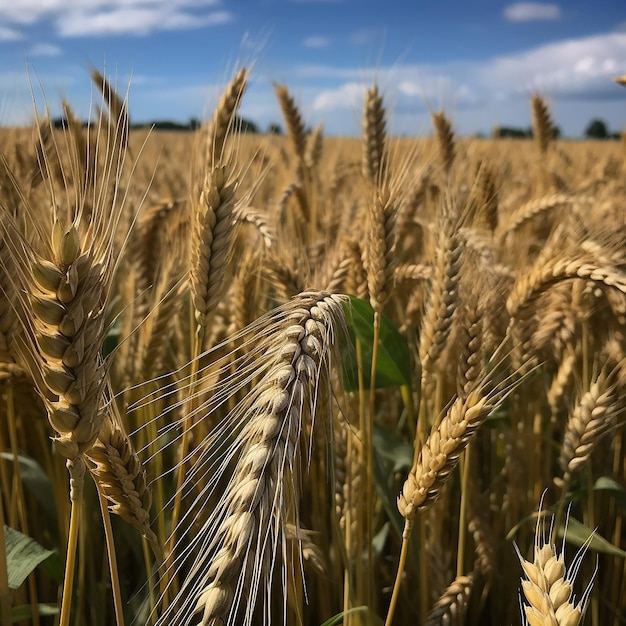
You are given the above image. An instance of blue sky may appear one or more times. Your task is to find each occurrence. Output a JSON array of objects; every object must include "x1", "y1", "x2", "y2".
[{"x1": 0, "y1": 1, "x2": 625, "y2": 137}]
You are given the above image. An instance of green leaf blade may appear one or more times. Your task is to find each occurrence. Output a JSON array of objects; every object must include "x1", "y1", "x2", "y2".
[
  {"x1": 341, "y1": 296, "x2": 412, "y2": 391},
  {"x1": 4, "y1": 526, "x2": 55, "y2": 590}
]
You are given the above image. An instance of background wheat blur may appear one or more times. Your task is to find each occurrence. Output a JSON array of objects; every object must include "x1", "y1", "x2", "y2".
[{"x1": 1, "y1": 67, "x2": 625, "y2": 626}]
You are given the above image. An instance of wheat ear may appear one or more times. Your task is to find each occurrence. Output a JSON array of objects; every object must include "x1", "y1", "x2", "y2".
[
  {"x1": 425, "y1": 573, "x2": 474, "y2": 626},
  {"x1": 556, "y1": 366, "x2": 623, "y2": 489},
  {"x1": 399, "y1": 388, "x2": 496, "y2": 519},
  {"x1": 157, "y1": 291, "x2": 347, "y2": 626},
  {"x1": 432, "y1": 110, "x2": 456, "y2": 174},
  {"x1": 362, "y1": 85, "x2": 388, "y2": 186},
  {"x1": 190, "y1": 165, "x2": 238, "y2": 330},
  {"x1": 530, "y1": 93, "x2": 555, "y2": 157},
  {"x1": 274, "y1": 84, "x2": 307, "y2": 163},
  {"x1": 205, "y1": 68, "x2": 249, "y2": 167},
  {"x1": 364, "y1": 185, "x2": 398, "y2": 313},
  {"x1": 86, "y1": 403, "x2": 160, "y2": 558},
  {"x1": 516, "y1": 513, "x2": 594, "y2": 626}
]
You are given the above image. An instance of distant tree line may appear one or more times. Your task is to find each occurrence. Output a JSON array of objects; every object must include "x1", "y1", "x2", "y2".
[
  {"x1": 47, "y1": 115, "x2": 622, "y2": 139},
  {"x1": 583, "y1": 118, "x2": 621, "y2": 139},
  {"x1": 493, "y1": 118, "x2": 622, "y2": 140},
  {"x1": 50, "y1": 114, "x2": 283, "y2": 134},
  {"x1": 492, "y1": 125, "x2": 561, "y2": 139}
]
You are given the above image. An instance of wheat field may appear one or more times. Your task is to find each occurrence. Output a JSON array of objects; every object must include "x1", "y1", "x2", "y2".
[{"x1": 0, "y1": 68, "x2": 625, "y2": 626}]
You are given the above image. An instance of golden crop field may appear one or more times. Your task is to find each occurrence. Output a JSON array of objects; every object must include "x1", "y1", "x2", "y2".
[{"x1": 1, "y1": 68, "x2": 625, "y2": 626}]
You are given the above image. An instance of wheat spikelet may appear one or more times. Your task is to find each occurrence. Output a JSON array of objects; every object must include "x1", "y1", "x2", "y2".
[
  {"x1": 364, "y1": 185, "x2": 398, "y2": 312},
  {"x1": 517, "y1": 513, "x2": 593, "y2": 626},
  {"x1": 425, "y1": 573, "x2": 473, "y2": 626},
  {"x1": 530, "y1": 94, "x2": 555, "y2": 157},
  {"x1": 432, "y1": 110, "x2": 456, "y2": 174},
  {"x1": 501, "y1": 193, "x2": 586, "y2": 240},
  {"x1": 0, "y1": 85, "x2": 135, "y2": 501},
  {"x1": 157, "y1": 291, "x2": 347, "y2": 626},
  {"x1": 506, "y1": 255, "x2": 626, "y2": 321},
  {"x1": 90, "y1": 67, "x2": 129, "y2": 150},
  {"x1": 556, "y1": 366, "x2": 623, "y2": 488},
  {"x1": 275, "y1": 84, "x2": 307, "y2": 163},
  {"x1": 398, "y1": 382, "x2": 504, "y2": 520},
  {"x1": 547, "y1": 347, "x2": 577, "y2": 426},
  {"x1": 457, "y1": 301, "x2": 483, "y2": 400},
  {"x1": 345, "y1": 239, "x2": 369, "y2": 300},
  {"x1": 419, "y1": 209, "x2": 463, "y2": 377},
  {"x1": 86, "y1": 406, "x2": 160, "y2": 557},
  {"x1": 204, "y1": 68, "x2": 249, "y2": 168},
  {"x1": 394, "y1": 263, "x2": 431, "y2": 285},
  {"x1": 234, "y1": 204, "x2": 276, "y2": 249},
  {"x1": 304, "y1": 123, "x2": 324, "y2": 171},
  {"x1": 190, "y1": 164, "x2": 238, "y2": 329},
  {"x1": 362, "y1": 85, "x2": 388, "y2": 186},
  {"x1": 475, "y1": 160, "x2": 499, "y2": 232}
]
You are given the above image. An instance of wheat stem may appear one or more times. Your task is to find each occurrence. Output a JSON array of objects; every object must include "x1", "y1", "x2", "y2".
[
  {"x1": 384, "y1": 519, "x2": 412, "y2": 626},
  {"x1": 457, "y1": 445, "x2": 471, "y2": 578},
  {"x1": 59, "y1": 486, "x2": 82, "y2": 626},
  {"x1": 98, "y1": 488, "x2": 125, "y2": 626}
]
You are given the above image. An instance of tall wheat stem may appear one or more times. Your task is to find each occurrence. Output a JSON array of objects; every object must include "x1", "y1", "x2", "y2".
[
  {"x1": 366, "y1": 312, "x2": 381, "y2": 610},
  {"x1": 59, "y1": 490, "x2": 81, "y2": 626},
  {"x1": 355, "y1": 338, "x2": 367, "y2": 625},
  {"x1": 384, "y1": 519, "x2": 413, "y2": 626},
  {"x1": 457, "y1": 445, "x2": 471, "y2": 577},
  {"x1": 97, "y1": 489, "x2": 125, "y2": 626}
]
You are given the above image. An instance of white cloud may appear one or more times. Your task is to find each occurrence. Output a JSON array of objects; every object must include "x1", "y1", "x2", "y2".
[
  {"x1": 303, "y1": 36, "x2": 330, "y2": 49},
  {"x1": 0, "y1": 25, "x2": 20, "y2": 40},
  {"x1": 291, "y1": 31, "x2": 626, "y2": 135},
  {"x1": 312, "y1": 82, "x2": 363, "y2": 111},
  {"x1": 504, "y1": 3, "x2": 561, "y2": 22},
  {"x1": 59, "y1": 7, "x2": 231, "y2": 37},
  {"x1": 0, "y1": 1, "x2": 231, "y2": 37},
  {"x1": 483, "y1": 32, "x2": 626, "y2": 98},
  {"x1": 30, "y1": 43, "x2": 61, "y2": 56}
]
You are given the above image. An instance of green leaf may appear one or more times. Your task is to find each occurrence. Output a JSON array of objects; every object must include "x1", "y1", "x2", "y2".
[
  {"x1": 319, "y1": 606, "x2": 383, "y2": 626},
  {"x1": 372, "y1": 423, "x2": 413, "y2": 538},
  {"x1": 593, "y1": 476, "x2": 626, "y2": 511},
  {"x1": 341, "y1": 296, "x2": 411, "y2": 391},
  {"x1": 0, "y1": 453, "x2": 57, "y2": 523},
  {"x1": 11, "y1": 604, "x2": 59, "y2": 622},
  {"x1": 372, "y1": 522, "x2": 390, "y2": 558},
  {"x1": 102, "y1": 318, "x2": 121, "y2": 358},
  {"x1": 559, "y1": 517, "x2": 626, "y2": 559},
  {"x1": 4, "y1": 526, "x2": 55, "y2": 590}
]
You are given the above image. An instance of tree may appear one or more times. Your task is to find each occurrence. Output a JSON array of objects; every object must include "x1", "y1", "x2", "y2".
[
  {"x1": 585, "y1": 118, "x2": 609, "y2": 139},
  {"x1": 267, "y1": 122, "x2": 283, "y2": 135}
]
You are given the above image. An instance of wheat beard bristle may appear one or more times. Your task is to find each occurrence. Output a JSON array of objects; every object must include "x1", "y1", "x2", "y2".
[{"x1": 157, "y1": 291, "x2": 346, "y2": 626}]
